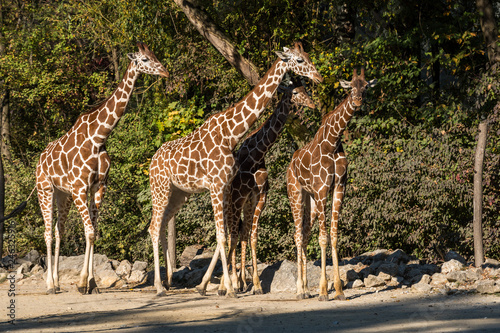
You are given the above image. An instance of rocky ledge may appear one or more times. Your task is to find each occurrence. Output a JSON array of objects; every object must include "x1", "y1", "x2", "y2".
[{"x1": 1, "y1": 247, "x2": 499, "y2": 296}]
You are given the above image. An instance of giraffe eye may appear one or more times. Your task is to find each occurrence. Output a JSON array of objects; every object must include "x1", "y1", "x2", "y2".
[
  {"x1": 142, "y1": 58, "x2": 149, "y2": 62},
  {"x1": 296, "y1": 58, "x2": 304, "y2": 64}
]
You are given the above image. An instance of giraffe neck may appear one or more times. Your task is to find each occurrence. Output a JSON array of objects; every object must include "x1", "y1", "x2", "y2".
[
  {"x1": 237, "y1": 91, "x2": 292, "y2": 163},
  {"x1": 224, "y1": 59, "x2": 288, "y2": 150},
  {"x1": 319, "y1": 94, "x2": 357, "y2": 153},
  {"x1": 87, "y1": 62, "x2": 139, "y2": 145}
]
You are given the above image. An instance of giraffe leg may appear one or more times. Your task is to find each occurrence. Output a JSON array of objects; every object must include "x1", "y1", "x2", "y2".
[
  {"x1": 312, "y1": 193, "x2": 329, "y2": 301},
  {"x1": 149, "y1": 183, "x2": 187, "y2": 296},
  {"x1": 239, "y1": 198, "x2": 253, "y2": 293},
  {"x1": 330, "y1": 151, "x2": 347, "y2": 301},
  {"x1": 249, "y1": 183, "x2": 267, "y2": 295},
  {"x1": 53, "y1": 190, "x2": 71, "y2": 292},
  {"x1": 301, "y1": 194, "x2": 315, "y2": 299},
  {"x1": 37, "y1": 177, "x2": 56, "y2": 295},
  {"x1": 197, "y1": 186, "x2": 236, "y2": 298},
  {"x1": 287, "y1": 168, "x2": 307, "y2": 300},
  {"x1": 71, "y1": 188, "x2": 97, "y2": 295}
]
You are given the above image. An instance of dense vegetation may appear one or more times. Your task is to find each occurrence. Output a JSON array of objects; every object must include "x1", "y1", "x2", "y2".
[{"x1": 1, "y1": 0, "x2": 498, "y2": 264}]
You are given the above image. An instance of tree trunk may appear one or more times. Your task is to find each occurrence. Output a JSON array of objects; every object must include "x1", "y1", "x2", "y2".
[
  {"x1": 473, "y1": 0, "x2": 498, "y2": 267},
  {"x1": 168, "y1": 216, "x2": 176, "y2": 269},
  {"x1": 1, "y1": 90, "x2": 11, "y2": 161},
  {"x1": 112, "y1": 46, "x2": 120, "y2": 82},
  {"x1": 476, "y1": 0, "x2": 500, "y2": 65},
  {"x1": 0, "y1": 146, "x2": 4, "y2": 257},
  {"x1": 473, "y1": 121, "x2": 488, "y2": 267},
  {"x1": 172, "y1": 0, "x2": 260, "y2": 86}
]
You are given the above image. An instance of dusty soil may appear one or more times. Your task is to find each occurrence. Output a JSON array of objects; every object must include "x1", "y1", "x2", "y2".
[{"x1": 1, "y1": 277, "x2": 499, "y2": 332}]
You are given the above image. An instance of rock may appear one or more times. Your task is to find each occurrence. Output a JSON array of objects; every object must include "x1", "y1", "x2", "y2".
[
  {"x1": 23, "y1": 250, "x2": 40, "y2": 264},
  {"x1": 441, "y1": 259, "x2": 464, "y2": 274},
  {"x1": 483, "y1": 258, "x2": 500, "y2": 268},
  {"x1": 352, "y1": 279, "x2": 364, "y2": 288},
  {"x1": 96, "y1": 262, "x2": 121, "y2": 288},
  {"x1": 128, "y1": 270, "x2": 147, "y2": 284},
  {"x1": 446, "y1": 271, "x2": 467, "y2": 283},
  {"x1": 419, "y1": 264, "x2": 440, "y2": 275},
  {"x1": 385, "y1": 249, "x2": 410, "y2": 264},
  {"x1": 116, "y1": 260, "x2": 133, "y2": 278},
  {"x1": 183, "y1": 268, "x2": 208, "y2": 287},
  {"x1": 110, "y1": 259, "x2": 120, "y2": 270},
  {"x1": 270, "y1": 260, "x2": 297, "y2": 293},
  {"x1": 465, "y1": 267, "x2": 483, "y2": 281},
  {"x1": 475, "y1": 280, "x2": 500, "y2": 294},
  {"x1": 16, "y1": 262, "x2": 31, "y2": 275},
  {"x1": 30, "y1": 264, "x2": 44, "y2": 275},
  {"x1": 378, "y1": 272, "x2": 392, "y2": 282},
  {"x1": 377, "y1": 262, "x2": 399, "y2": 277},
  {"x1": 444, "y1": 251, "x2": 466, "y2": 265},
  {"x1": 413, "y1": 281, "x2": 432, "y2": 293},
  {"x1": 132, "y1": 261, "x2": 148, "y2": 272},
  {"x1": 179, "y1": 245, "x2": 205, "y2": 267},
  {"x1": 430, "y1": 273, "x2": 448, "y2": 287},
  {"x1": 364, "y1": 274, "x2": 385, "y2": 288},
  {"x1": 189, "y1": 248, "x2": 215, "y2": 270}
]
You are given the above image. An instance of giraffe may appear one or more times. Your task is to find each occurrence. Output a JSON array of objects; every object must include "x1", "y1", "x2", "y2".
[
  {"x1": 221, "y1": 78, "x2": 316, "y2": 295},
  {"x1": 36, "y1": 42, "x2": 168, "y2": 295},
  {"x1": 286, "y1": 68, "x2": 376, "y2": 301},
  {"x1": 148, "y1": 42, "x2": 323, "y2": 297}
]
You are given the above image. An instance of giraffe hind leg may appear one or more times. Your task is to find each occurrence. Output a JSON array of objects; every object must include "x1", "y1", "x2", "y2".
[{"x1": 53, "y1": 190, "x2": 72, "y2": 292}]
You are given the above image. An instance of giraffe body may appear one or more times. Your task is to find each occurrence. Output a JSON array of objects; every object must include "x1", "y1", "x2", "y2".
[
  {"x1": 286, "y1": 69, "x2": 376, "y2": 301},
  {"x1": 223, "y1": 82, "x2": 316, "y2": 294},
  {"x1": 36, "y1": 43, "x2": 168, "y2": 294},
  {"x1": 149, "y1": 42, "x2": 323, "y2": 297}
]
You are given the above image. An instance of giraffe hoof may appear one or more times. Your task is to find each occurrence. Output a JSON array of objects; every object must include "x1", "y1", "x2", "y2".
[
  {"x1": 156, "y1": 290, "x2": 167, "y2": 297},
  {"x1": 217, "y1": 289, "x2": 227, "y2": 296},
  {"x1": 253, "y1": 288, "x2": 263, "y2": 295},
  {"x1": 77, "y1": 286, "x2": 88, "y2": 295},
  {"x1": 46, "y1": 288, "x2": 56, "y2": 295},
  {"x1": 296, "y1": 293, "x2": 305, "y2": 300},
  {"x1": 195, "y1": 286, "x2": 207, "y2": 296},
  {"x1": 90, "y1": 287, "x2": 100, "y2": 295},
  {"x1": 333, "y1": 293, "x2": 346, "y2": 301},
  {"x1": 318, "y1": 294, "x2": 329, "y2": 302},
  {"x1": 304, "y1": 292, "x2": 311, "y2": 299},
  {"x1": 54, "y1": 286, "x2": 61, "y2": 292},
  {"x1": 226, "y1": 291, "x2": 237, "y2": 298}
]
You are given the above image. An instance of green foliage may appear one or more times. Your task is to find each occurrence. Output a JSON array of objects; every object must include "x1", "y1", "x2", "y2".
[{"x1": 2, "y1": 0, "x2": 499, "y2": 265}]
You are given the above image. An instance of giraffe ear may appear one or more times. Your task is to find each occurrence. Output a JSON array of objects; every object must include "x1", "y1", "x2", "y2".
[
  {"x1": 127, "y1": 53, "x2": 135, "y2": 61},
  {"x1": 275, "y1": 51, "x2": 290, "y2": 61},
  {"x1": 367, "y1": 79, "x2": 378, "y2": 88},
  {"x1": 339, "y1": 80, "x2": 351, "y2": 89}
]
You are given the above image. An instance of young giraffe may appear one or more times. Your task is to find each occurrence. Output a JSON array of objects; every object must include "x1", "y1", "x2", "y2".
[
  {"x1": 36, "y1": 42, "x2": 168, "y2": 294},
  {"x1": 149, "y1": 42, "x2": 323, "y2": 297},
  {"x1": 221, "y1": 78, "x2": 316, "y2": 295},
  {"x1": 287, "y1": 68, "x2": 376, "y2": 301}
]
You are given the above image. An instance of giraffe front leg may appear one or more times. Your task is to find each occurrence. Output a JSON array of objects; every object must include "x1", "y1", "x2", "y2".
[{"x1": 53, "y1": 191, "x2": 71, "y2": 292}]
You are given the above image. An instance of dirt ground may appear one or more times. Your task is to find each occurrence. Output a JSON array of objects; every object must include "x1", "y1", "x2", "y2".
[{"x1": 1, "y1": 277, "x2": 499, "y2": 333}]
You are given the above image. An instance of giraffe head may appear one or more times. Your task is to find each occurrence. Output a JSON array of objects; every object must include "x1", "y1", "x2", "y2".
[
  {"x1": 127, "y1": 42, "x2": 169, "y2": 78},
  {"x1": 339, "y1": 68, "x2": 377, "y2": 107},
  {"x1": 289, "y1": 76, "x2": 316, "y2": 109},
  {"x1": 275, "y1": 42, "x2": 323, "y2": 84}
]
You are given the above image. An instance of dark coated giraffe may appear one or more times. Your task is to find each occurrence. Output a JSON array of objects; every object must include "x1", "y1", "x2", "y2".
[
  {"x1": 148, "y1": 42, "x2": 323, "y2": 297},
  {"x1": 36, "y1": 42, "x2": 168, "y2": 294},
  {"x1": 221, "y1": 79, "x2": 316, "y2": 295},
  {"x1": 286, "y1": 68, "x2": 376, "y2": 301}
]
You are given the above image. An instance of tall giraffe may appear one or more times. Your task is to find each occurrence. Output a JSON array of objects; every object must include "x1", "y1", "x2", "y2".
[
  {"x1": 286, "y1": 68, "x2": 376, "y2": 301},
  {"x1": 149, "y1": 42, "x2": 323, "y2": 297},
  {"x1": 36, "y1": 42, "x2": 168, "y2": 294},
  {"x1": 222, "y1": 78, "x2": 316, "y2": 295}
]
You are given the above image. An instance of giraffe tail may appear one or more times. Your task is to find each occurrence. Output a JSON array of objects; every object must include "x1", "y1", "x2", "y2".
[{"x1": 0, "y1": 185, "x2": 36, "y2": 223}]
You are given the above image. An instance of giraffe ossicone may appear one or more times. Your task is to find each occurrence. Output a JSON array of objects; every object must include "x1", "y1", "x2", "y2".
[
  {"x1": 148, "y1": 42, "x2": 323, "y2": 297},
  {"x1": 287, "y1": 68, "x2": 376, "y2": 301},
  {"x1": 36, "y1": 42, "x2": 168, "y2": 295}
]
